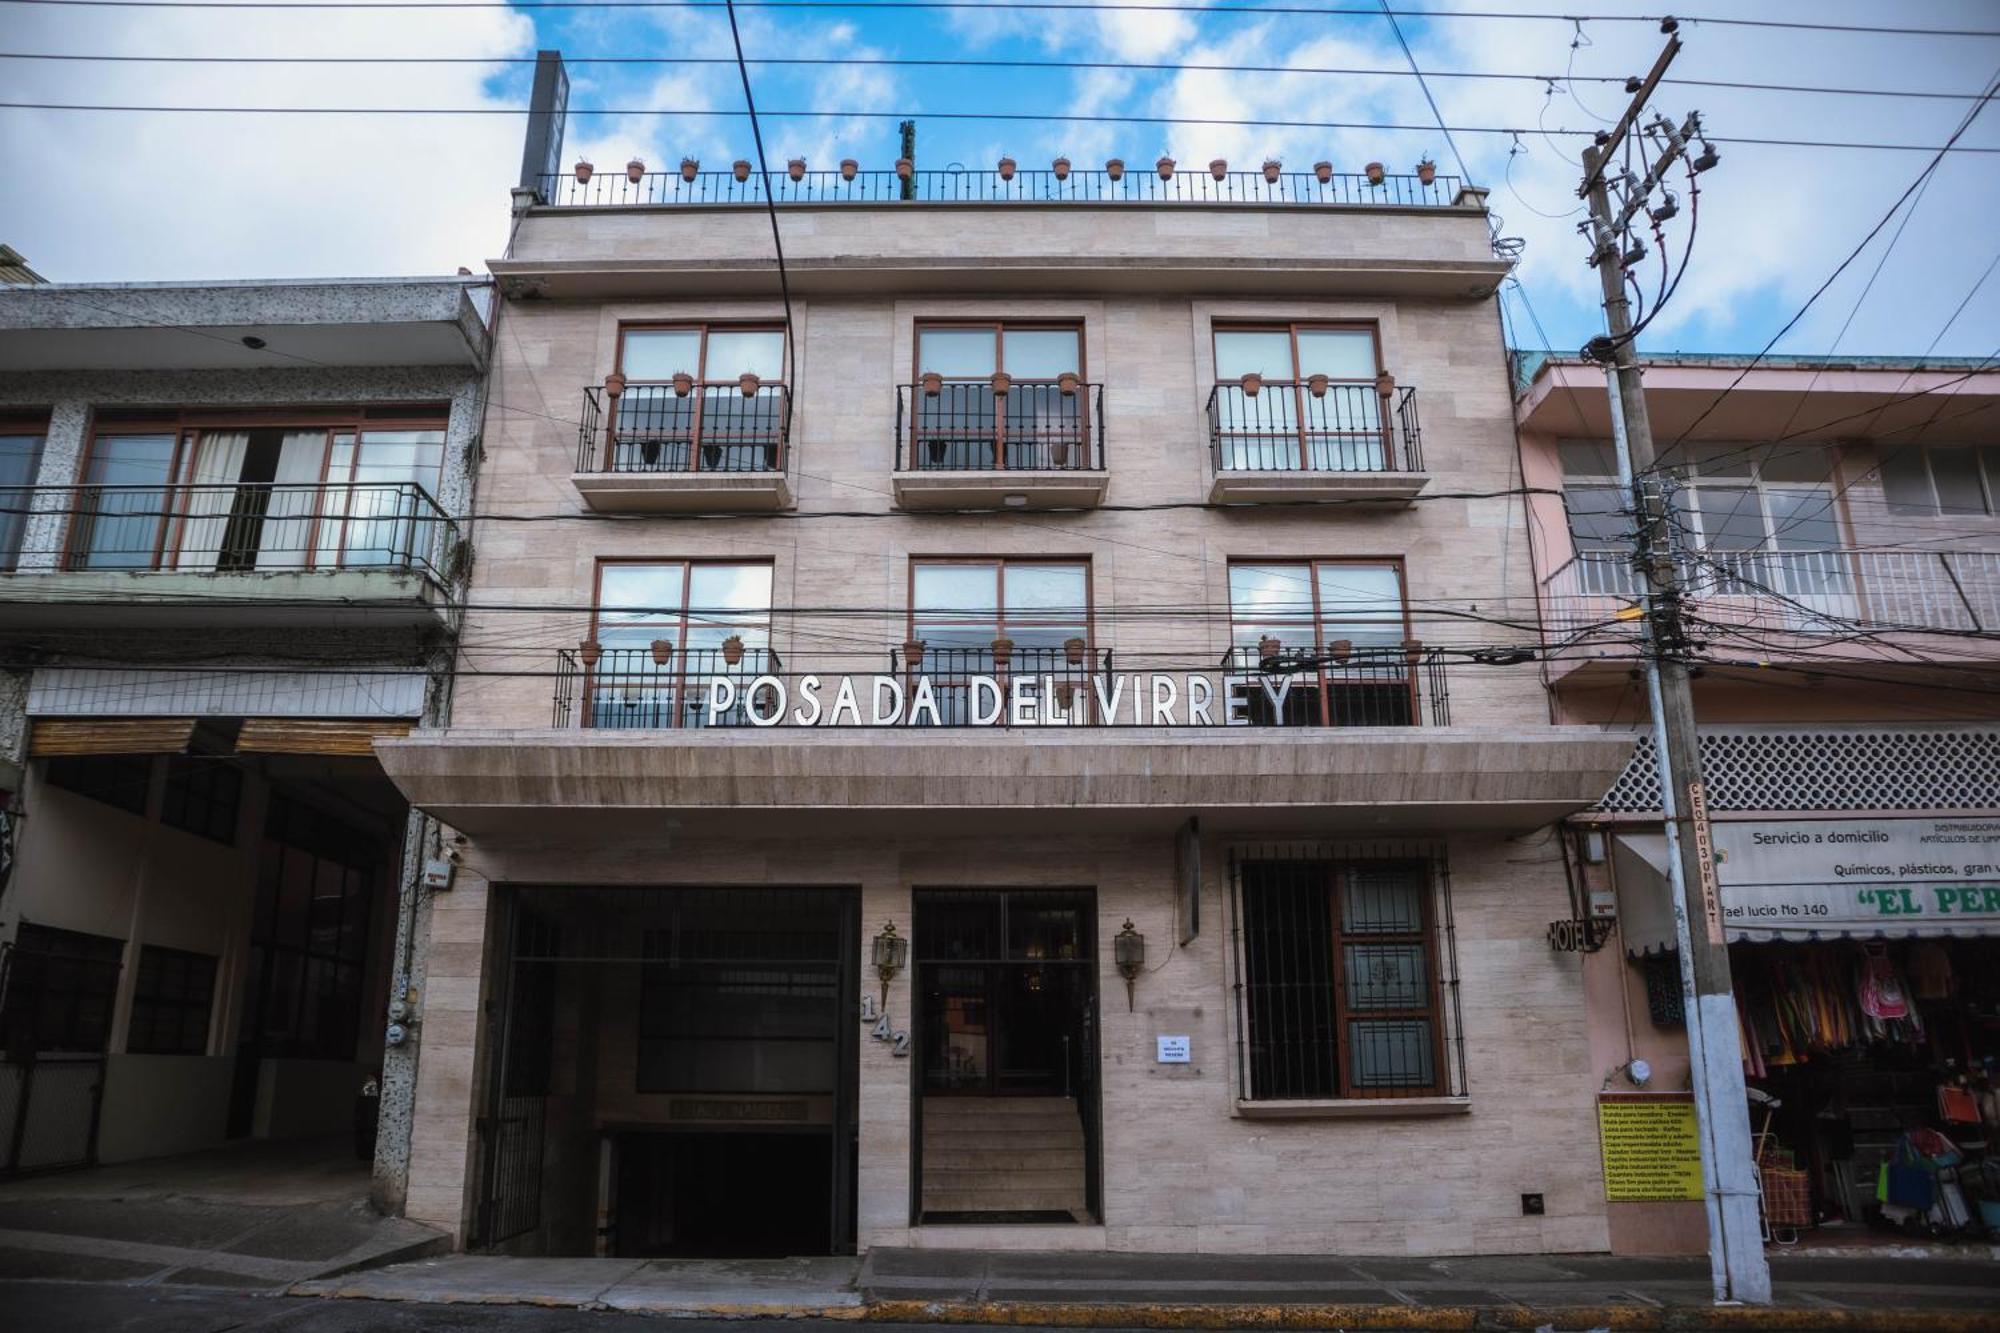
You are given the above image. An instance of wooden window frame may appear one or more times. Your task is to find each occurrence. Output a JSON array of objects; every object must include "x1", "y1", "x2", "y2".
[
  {"x1": 1324, "y1": 861, "x2": 1446, "y2": 1099},
  {"x1": 910, "y1": 320, "x2": 1090, "y2": 470},
  {"x1": 610, "y1": 323, "x2": 790, "y2": 473},
  {"x1": 587, "y1": 557, "x2": 776, "y2": 728},
  {"x1": 907, "y1": 556, "x2": 1096, "y2": 722},
  {"x1": 1212, "y1": 322, "x2": 1386, "y2": 471},
  {"x1": 1226, "y1": 557, "x2": 1416, "y2": 727}
]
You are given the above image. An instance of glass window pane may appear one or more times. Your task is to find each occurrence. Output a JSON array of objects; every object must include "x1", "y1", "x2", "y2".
[
  {"x1": 913, "y1": 562, "x2": 999, "y2": 616},
  {"x1": 1930, "y1": 447, "x2": 1988, "y2": 517},
  {"x1": 85, "y1": 433, "x2": 176, "y2": 485},
  {"x1": 1686, "y1": 442, "x2": 1756, "y2": 478},
  {"x1": 0, "y1": 433, "x2": 42, "y2": 487},
  {"x1": 1565, "y1": 485, "x2": 1630, "y2": 549},
  {"x1": 1983, "y1": 447, "x2": 2000, "y2": 516},
  {"x1": 1342, "y1": 942, "x2": 1428, "y2": 1010},
  {"x1": 687, "y1": 562, "x2": 772, "y2": 614},
  {"x1": 1003, "y1": 329, "x2": 1080, "y2": 379},
  {"x1": 1757, "y1": 447, "x2": 1832, "y2": 484},
  {"x1": 1002, "y1": 563, "x2": 1087, "y2": 616},
  {"x1": 1229, "y1": 564, "x2": 1315, "y2": 621},
  {"x1": 704, "y1": 331, "x2": 785, "y2": 382},
  {"x1": 1764, "y1": 489, "x2": 1840, "y2": 553},
  {"x1": 1214, "y1": 330, "x2": 1295, "y2": 381},
  {"x1": 1877, "y1": 448, "x2": 1936, "y2": 515},
  {"x1": 1692, "y1": 486, "x2": 1766, "y2": 550},
  {"x1": 919, "y1": 329, "x2": 997, "y2": 378},
  {"x1": 1296, "y1": 329, "x2": 1376, "y2": 380},
  {"x1": 599, "y1": 563, "x2": 686, "y2": 613},
  {"x1": 1316, "y1": 564, "x2": 1404, "y2": 640},
  {"x1": 1348, "y1": 1018, "x2": 1435, "y2": 1089},
  {"x1": 621, "y1": 330, "x2": 702, "y2": 381},
  {"x1": 1557, "y1": 440, "x2": 1618, "y2": 478}
]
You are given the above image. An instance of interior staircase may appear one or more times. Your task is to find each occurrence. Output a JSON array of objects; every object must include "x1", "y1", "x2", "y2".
[{"x1": 919, "y1": 1095, "x2": 1089, "y2": 1222}]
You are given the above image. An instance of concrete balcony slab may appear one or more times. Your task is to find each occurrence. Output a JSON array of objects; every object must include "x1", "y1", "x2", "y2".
[
  {"x1": 1207, "y1": 471, "x2": 1430, "y2": 506},
  {"x1": 572, "y1": 470, "x2": 794, "y2": 513},
  {"x1": 892, "y1": 470, "x2": 1108, "y2": 511}
]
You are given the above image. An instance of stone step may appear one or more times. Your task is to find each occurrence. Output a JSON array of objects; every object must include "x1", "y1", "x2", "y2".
[
  {"x1": 921, "y1": 1097, "x2": 1081, "y2": 1119},
  {"x1": 921, "y1": 1147, "x2": 1087, "y2": 1172},
  {"x1": 921, "y1": 1166, "x2": 1085, "y2": 1192},
  {"x1": 920, "y1": 1189, "x2": 1088, "y2": 1214},
  {"x1": 922, "y1": 1130, "x2": 1082, "y2": 1152}
]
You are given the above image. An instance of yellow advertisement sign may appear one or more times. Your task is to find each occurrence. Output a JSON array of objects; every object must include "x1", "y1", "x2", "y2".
[{"x1": 1597, "y1": 1095, "x2": 1704, "y2": 1202}]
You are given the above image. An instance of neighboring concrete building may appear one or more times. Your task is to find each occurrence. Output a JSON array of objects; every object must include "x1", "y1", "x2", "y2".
[
  {"x1": 1515, "y1": 352, "x2": 2000, "y2": 1254},
  {"x1": 0, "y1": 277, "x2": 490, "y2": 1184},
  {"x1": 368, "y1": 81, "x2": 1635, "y2": 1258}
]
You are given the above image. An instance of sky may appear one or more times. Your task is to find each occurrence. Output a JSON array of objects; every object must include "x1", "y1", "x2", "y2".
[{"x1": 1, "y1": 0, "x2": 1997, "y2": 360}]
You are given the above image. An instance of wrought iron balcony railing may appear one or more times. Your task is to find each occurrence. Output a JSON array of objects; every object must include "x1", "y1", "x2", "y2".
[
  {"x1": 535, "y1": 166, "x2": 1465, "y2": 210},
  {"x1": 1, "y1": 482, "x2": 456, "y2": 584},
  {"x1": 577, "y1": 382, "x2": 791, "y2": 474},
  {"x1": 550, "y1": 643, "x2": 1451, "y2": 729},
  {"x1": 1539, "y1": 547, "x2": 2000, "y2": 643},
  {"x1": 1207, "y1": 382, "x2": 1422, "y2": 474},
  {"x1": 895, "y1": 381, "x2": 1105, "y2": 472}
]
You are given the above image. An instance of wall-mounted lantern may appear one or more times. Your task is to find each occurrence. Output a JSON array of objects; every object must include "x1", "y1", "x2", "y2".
[
  {"x1": 872, "y1": 921, "x2": 908, "y2": 1006},
  {"x1": 1114, "y1": 918, "x2": 1145, "y2": 1010}
]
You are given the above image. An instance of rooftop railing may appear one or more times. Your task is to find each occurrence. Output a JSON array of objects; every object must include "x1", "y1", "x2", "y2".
[
  {"x1": 895, "y1": 381, "x2": 1105, "y2": 472},
  {"x1": 576, "y1": 382, "x2": 791, "y2": 475},
  {"x1": 535, "y1": 166, "x2": 1465, "y2": 209},
  {"x1": 1, "y1": 482, "x2": 456, "y2": 586},
  {"x1": 1208, "y1": 381, "x2": 1422, "y2": 473}
]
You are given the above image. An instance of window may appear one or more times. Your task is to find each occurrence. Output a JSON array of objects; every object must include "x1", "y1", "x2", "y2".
[
  {"x1": 0, "y1": 429, "x2": 44, "y2": 571},
  {"x1": 1233, "y1": 854, "x2": 1452, "y2": 1101},
  {"x1": 909, "y1": 558, "x2": 1091, "y2": 723},
  {"x1": 1879, "y1": 445, "x2": 2000, "y2": 518},
  {"x1": 43, "y1": 753, "x2": 154, "y2": 816},
  {"x1": 241, "y1": 794, "x2": 378, "y2": 1062},
  {"x1": 609, "y1": 326, "x2": 787, "y2": 473},
  {"x1": 126, "y1": 945, "x2": 218, "y2": 1056},
  {"x1": 589, "y1": 560, "x2": 774, "y2": 728},
  {"x1": 1226, "y1": 561, "x2": 1416, "y2": 726},
  {"x1": 71, "y1": 432, "x2": 178, "y2": 569},
  {"x1": 161, "y1": 757, "x2": 243, "y2": 845},
  {"x1": 1212, "y1": 325, "x2": 1391, "y2": 471},
  {"x1": 909, "y1": 323, "x2": 1088, "y2": 470},
  {"x1": 0, "y1": 924, "x2": 125, "y2": 1055}
]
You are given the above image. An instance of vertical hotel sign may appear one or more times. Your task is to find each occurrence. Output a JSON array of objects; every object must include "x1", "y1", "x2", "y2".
[{"x1": 1687, "y1": 780, "x2": 1726, "y2": 946}]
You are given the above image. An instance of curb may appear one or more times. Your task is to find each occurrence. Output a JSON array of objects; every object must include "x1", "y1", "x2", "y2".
[{"x1": 862, "y1": 1300, "x2": 2000, "y2": 1332}]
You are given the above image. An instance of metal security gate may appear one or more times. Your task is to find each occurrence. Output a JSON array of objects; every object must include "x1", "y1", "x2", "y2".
[
  {"x1": 473, "y1": 903, "x2": 558, "y2": 1248},
  {"x1": 0, "y1": 927, "x2": 117, "y2": 1177},
  {"x1": 0, "y1": 1055, "x2": 106, "y2": 1176}
]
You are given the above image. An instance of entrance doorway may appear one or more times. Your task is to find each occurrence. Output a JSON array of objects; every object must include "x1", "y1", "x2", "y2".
[
  {"x1": 912, "y1": 888, "x2": 1100, "y2": 1223},
  {"x1": 475, "y1": 886, "x2": 859, "y2": 1257}
]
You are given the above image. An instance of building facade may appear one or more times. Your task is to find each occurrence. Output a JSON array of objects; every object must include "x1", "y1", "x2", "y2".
[
  {"x1": 1516, "y1": 352, "x2": 2000, "y2": 1254},
  {"x1": 368, "y1": 119, "x2": 1638, "y2": 1258},
  {"x1": 0, "y1": 277, "x2": 489, "y2": 1186}
]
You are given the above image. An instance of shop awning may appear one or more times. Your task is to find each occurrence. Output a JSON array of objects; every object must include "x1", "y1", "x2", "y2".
[
  {"x1": 1614, "y1": 829, "x2": 2000, "y2": 954},
  {"x1": 27, "y1": 718, "x2": 197, "y2": 757}
]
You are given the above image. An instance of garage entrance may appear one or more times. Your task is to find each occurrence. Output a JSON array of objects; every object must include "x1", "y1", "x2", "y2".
[{"x1": 474, "y1": 886, "x2": 859, "y2": 1257}]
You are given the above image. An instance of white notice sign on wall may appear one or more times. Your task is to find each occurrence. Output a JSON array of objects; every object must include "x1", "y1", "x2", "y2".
[{"x1": 1156, "y1": 1035, "x2": 1191, "y2": 1064}]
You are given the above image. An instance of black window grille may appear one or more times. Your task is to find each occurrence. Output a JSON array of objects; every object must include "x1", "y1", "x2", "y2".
[
  {"x1": 242, "y1": 795, "x2": 380, "y2": 1062},
  {"x1": 160, "y1": 757, "x2": 244, "y2": 845},
  {"x1": 1230, "y1": 844, "x2": 1465, "y2": 1102},
  {"x1": 0, "y1": 923, "x2": 126, "y2": 1055},
  {"x1": 126, "y1": 945, "x2": 218, "y2": 1055},
  {"x1": 43, "y1": 754, "x2": 153, "y2": 817}
]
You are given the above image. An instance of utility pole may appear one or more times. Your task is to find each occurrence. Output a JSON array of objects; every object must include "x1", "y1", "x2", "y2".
[
  {"x1": 899, "y1": 119, "x2": 917, "y2": 201},
  {"x1": 1577, "y1": 20, "x2": 1769, "y2": 1307}
]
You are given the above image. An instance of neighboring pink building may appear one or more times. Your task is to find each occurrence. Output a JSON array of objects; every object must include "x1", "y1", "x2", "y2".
[{"x1": 1516, "y1": 352, "x2": 2000, "y2": 1255}]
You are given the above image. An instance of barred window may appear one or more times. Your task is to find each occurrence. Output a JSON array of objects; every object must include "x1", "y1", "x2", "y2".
[
  {"x1": 1231, "y1": 848, "x2": 1463, "y2": 1102},
  {"x1": 161, "y1": 757, "x2": 243, "y2": 845},
  {"x1": 43, "y1": 753, "x2": 153, "y2": 817},
  {"x1": 0, "y1": 923, "x2": 125, "y2": 1055},
  {"x1": 126, "y1": 945, "x2": 218, "y2": 1055}
]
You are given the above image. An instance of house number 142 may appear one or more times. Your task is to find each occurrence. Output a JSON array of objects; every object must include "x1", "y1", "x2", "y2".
[{"x1": 858, "y1": 994, "x2": 910, "y2": 1056}]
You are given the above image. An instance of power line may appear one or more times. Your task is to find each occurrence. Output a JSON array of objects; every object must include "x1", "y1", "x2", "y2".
[
  {"x1": 2, "y1": 100, "x2": 1997, "y2": 154},
  {"x1": 0, "y1": 52, "x2": 1981, "y2": 103}
]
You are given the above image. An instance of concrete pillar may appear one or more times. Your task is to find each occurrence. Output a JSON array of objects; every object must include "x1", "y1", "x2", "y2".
[
  {"x1": 16, "y1": 398, "x2": 90, "y2": 573},
  {"x1": 400, "y1": 866, "x2": 495, "y2": 1243}
]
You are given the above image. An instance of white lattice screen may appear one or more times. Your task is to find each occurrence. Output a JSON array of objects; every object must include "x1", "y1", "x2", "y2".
[{"x1": 1597, "y1": 725, "x2": 2000, "y2": 813}]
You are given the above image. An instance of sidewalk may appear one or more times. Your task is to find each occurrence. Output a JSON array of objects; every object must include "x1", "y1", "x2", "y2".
[{"x1": 295, "y1": 1245, "x2": 2000, "y2": 1330}]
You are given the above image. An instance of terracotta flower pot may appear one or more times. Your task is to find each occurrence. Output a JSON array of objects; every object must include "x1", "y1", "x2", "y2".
[
  {"x1": 1306, "y1": 373, "x2": 1329, "y2": 399},
  {"x1": 787, "y1": 157, "x2": 806, "y2": 181},
  {"x1": 902, "y1": 639, "x2": 925, "y2": 667},
  {"x1": 840, "y1": 158, "x2": 858, "y2": 181},
  {"x1": 1106, "y1": 157, "x2": 1125, "y2": 181},
  {"x1": 722, "y1": 635, "x2": 746, "y2": 666},
  {"x1": 1314, "y1": 160, "x2": 1333, "y2": 184},
  {"x1": 920, "y1": 371, "x2": 943, "y2": 397},
  {"x1": 628, "y1": 158, "x2": 647, "y2": 183},
  {"x1": 1209, "y1": 158, "x2": 1227, "y2": 181},
  {"x1": 579, "y1": 640, "x2": 602, "y2": 667},
  {"x1": 998, "y1": 156, "x2": 1017, "y2": 181},
  {"x1": 603, "y1": 371, "x2": 627, "y2": 399},
  {"x1": 1053, "y1": 156, "x2": 1071, "y2": 180},
  {"x1": 1063, "y1": 636, "x2": 1087, "y2": 665},
  {"x1": 672, "y1": 371, "x2": 695, "y2": 398},
  {"x1": 1376, "y1": 370, "x2": 1397, "y2": 400},
  {"x1": 895, "y1": 157, "x2": 914, "y2": 180},
  {"x1": 990, "y1": 636, "x2": 1015, "y2": 668},
  {"x1": 733, "y1": 159, "x2": 752, "y2": 182},
  {"x1": 1416, "y1": 160, "x2": 1437, "y2": 185},
  {"x1": 574, "y1": 160, "x2": 594, "y2": 184},
  {"x1": 990, "y1": 370, "x2": 1012, "y2": 397},
  {"x1": 1056, "y1": 371, "x2": 1080, "y2": 397},
  {"x1": 1240, "y1": 371, "x2": 1263, "y2": 398},
  {"x1": 1402, "y1": 636, "x2": 1425, "y2": 664},
  {"x1": 1262, "y1": 159, "x2": 1281, "y2": 183},
  {"x1": 739, "y1": 372, "x2": 761, "y2": 398},
  {"x1": 1328, "y1": 638, "x2": 1352, "y2": 664},
  {"x1": 679, "y1": 157, "x2": 698, "y2": 182},
  {"x1": 1257, "y1": 635, "x2": 1281, "y2": 661},
  {"x1": 1365, "y1": 161, "x2": 1385, "y2": 185},
  {"x1": 650, "y1": 639, "x2": 674, "y2": 666},
  {"x1": 1156, "y1": 156, "x2": 1176, "y2": 180}
]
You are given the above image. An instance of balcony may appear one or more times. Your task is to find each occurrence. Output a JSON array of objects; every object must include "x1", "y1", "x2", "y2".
[
  {"x1": 571, "y1": 382, "x2": 793, "y2": 512},
  {"x1": 892, "y1": 381, "x2": 1107, "y2": 511},
  {"x1": 0, "y1": 481, "x2": 456, "y2": 630},
  {"x1": 1539, "y1": 547, "x2": 2000, "y2": 674},
  {"x1": 534, "y1": 166, "x2": 1467, "y2": 211},
  {"x1": 1206, "y1": 381, "x2": 1428, "y2": 505}
]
